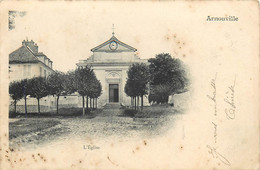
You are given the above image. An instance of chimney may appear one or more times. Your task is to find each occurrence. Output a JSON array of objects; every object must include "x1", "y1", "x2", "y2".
[
  {"x1": 22, "y1": 40, "x2": 26, "y2": 46},
  {"x1": 35, "y1": 43, "x2": 38, "y2": 53},
  {"x1": 22, "y1": 39, "x2": 38, "y2": 53}
]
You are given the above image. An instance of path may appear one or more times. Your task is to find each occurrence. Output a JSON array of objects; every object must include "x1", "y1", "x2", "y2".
[{"x1": 9, "y1": 108, "x2": 180, "y2": 149}]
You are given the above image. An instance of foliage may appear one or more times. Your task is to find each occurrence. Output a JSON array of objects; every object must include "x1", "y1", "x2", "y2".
[
  {"x1": 9, "y1": 81, "x2": 24, "y2": 114},
  {"x1": 122, "y1": 109, "x2": 137, "y2": 118},
  {"x1": 127, "y1": 63, "x2": 149, "y2": 96},
  {"x1": 124, "y1": 63, "x2": 150, "y2": 110},
  {"x1": 9, "y1": 81, "x2": 24, "y2": 103},
  {"x1": 63, "y1": 70, "x2": 77, "y2": 94},
  {"x1": 149, "y1": 53, "x2": 189, "y2": 87},
  {"x1": 74, "y1": 66, "x2": 95, "y2": 96},
  {"x1": 148, "y1": 53, "x2": 189, "y2": 103},
  {"x1": 122, "y1": 105, "x2": 178, "y2": 118},
  {"x1": 124, "y1": 79, "x2": 135, "y2": 98},
  {"x1": 148, "y1": 84, "x2": 172, "y2": 104},
  {"x1": 74, "y1": 66, "x2": 102, "y2": 115},
  {"x1": 8, "y1": 65, "x2": 103, "y2": 115},
  {"x1": 27, "y1": 77, "x2": 49, "y2": 99},
  {"x1": 27, "y1": 77, "x2": 49, "y2": 114},
  {"x1": 47, "y1": 71, "x2": 67, "y2": 114},
  {"x1": 87, "y1": 78, "x2": 102, "y2": 99},
  {"x1": 74, "y1": 66, "x2": 102, "y2": 98},
  {"x1": 47, "y1": 71, "x2": 66, "y2": 96}
]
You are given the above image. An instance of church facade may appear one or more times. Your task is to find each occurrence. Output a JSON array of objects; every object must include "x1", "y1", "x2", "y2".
[{"x1": 77, "y1": 34, "x2": 148, "y2": 107}]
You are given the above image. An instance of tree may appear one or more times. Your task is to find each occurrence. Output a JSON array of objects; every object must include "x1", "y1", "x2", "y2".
[
  {"x1": 148, "y1": 84, "x2": 172, "y2": 104},
  {"x1": 125, "y1": 79, "x2": 135, "y2": 109},
  {"x1": 9, "y1": 81, "x2": 24, "y2": 115},
  {"x1": 87, "y1": 78, "x2": 102, "y2": 110},
  {"x1": 27, "y1": 77, "x2": 49, "y2": 114},
  {"x1": 47, "y1": 71, "x2": 66, "y2": 114},
  {"x1": 125, "y1": 63, "x2": 150, "y2": 110},
  {"x1": 148, "y1": 53, "x2": 189, "y2": 104},
  {"x1": 21, "y1": 79, "x2": 29, "y2": 115},
  {"x1": 74, "y1": 66, "x2": 97, "y2": 115},
  {"x1": 63, "y1": 70, "x2": 77, "y2": 94}
]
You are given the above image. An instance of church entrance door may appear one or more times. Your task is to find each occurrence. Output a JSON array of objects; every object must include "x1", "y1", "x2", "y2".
[{"x1": 109, "y1": 84, "x2": 119, "y2": 103}]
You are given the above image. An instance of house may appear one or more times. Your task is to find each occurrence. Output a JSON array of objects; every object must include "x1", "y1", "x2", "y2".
[
  {"x1": 9, "y1": 39, "x2": 54, "y2": 82},
  {"x1": 9, "y1": 39, "x2": 55, "y2": 113}
]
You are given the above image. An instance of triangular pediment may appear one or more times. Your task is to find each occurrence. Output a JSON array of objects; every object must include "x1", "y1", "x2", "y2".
[{"x1": 91, "y1": 36, "x2": 137, "y2": 52}]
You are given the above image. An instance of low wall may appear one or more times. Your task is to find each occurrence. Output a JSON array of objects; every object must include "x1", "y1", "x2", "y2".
[
  {"x1": 169, "y1": 91, "x2": 191, "y2": 109},
  {"x1": 10, "y1": 105, "x2": 51, "y2": 113}
]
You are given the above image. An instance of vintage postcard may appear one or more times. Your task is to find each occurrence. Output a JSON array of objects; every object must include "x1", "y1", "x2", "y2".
[{"x1": 0, "y1": 0, "x2": 259, "y2": 169}]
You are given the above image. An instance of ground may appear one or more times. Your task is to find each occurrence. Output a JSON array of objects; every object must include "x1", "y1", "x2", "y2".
[{"x1": 9, "y1": 106, "x2": 183, "y2": 149}]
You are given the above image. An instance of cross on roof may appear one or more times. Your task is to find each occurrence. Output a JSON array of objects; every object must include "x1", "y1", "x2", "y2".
[{"x1": 112, "y1": 24, "x2": 115, "y2": 36}]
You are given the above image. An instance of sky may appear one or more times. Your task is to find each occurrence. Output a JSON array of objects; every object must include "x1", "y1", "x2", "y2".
[
  {"x1": 5, "y1": 1, "x2": 256, "y2": 73},
  {"x1": 7, "y1": 1, "x2": 197, "y2": 72}
]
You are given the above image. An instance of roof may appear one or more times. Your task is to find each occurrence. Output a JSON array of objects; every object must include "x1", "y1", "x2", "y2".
[
  {"x1": 9, "y1": 44, "x2": 53, "y2": 69},
  {"x1": 9, "y1": 46, "x2": 40, "y2": 64},
  {"x1": 91, "y1": 35, "x2": 137, "y2": 52}
]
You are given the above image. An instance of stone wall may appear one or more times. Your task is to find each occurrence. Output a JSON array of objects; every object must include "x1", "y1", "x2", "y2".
[
  {"x1": 10, "y1": 105, "x2": 51, "y2": 113},
  {"x1": 9, "y1": 93, "x2": 106, "y2": 113},
  {"x1": 169, "y1": 91, "x2": 191, "y2": 109}
]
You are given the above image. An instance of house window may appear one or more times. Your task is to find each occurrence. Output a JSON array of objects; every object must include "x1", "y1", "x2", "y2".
[
  {"x1": 27, "y1": 65, "x2": 31, "y2": 76},
  {"x1": 23, "y1": 65, "x2": 31, "y2": 77},
  {"x1": 23, "y1": 65, "x2": 26, "y2": 76}
]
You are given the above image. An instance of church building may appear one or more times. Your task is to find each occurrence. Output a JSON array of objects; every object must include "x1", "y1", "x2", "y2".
[{"x1": 77, "y1": 31, "x2": 148, "y2": 107}]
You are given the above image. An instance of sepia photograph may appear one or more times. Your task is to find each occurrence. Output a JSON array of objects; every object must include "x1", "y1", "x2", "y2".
[
  {"x1": 8, "y1": 24, "x2": 190, "y2": 149},
  {"x1": 0, "y1": 1, "x2": 259, "y2": 169}
]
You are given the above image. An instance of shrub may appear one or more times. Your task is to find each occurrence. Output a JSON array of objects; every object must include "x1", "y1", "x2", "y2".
[{"x1": 122, "y1": 109, "x2": 138, "y2": 118}]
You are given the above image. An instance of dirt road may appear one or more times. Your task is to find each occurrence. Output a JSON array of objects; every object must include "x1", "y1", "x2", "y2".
[{"x1": 9, "y1": 108, "x2": 181, "y2": 149}]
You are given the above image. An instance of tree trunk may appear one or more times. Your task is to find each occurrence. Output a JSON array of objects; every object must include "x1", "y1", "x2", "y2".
[
  {"x1": 24, "y1": 95, "x2": 27, "y2": 115},
  {"x1": 86, "y1": 96, "x2": 89, "y2": 111},
  {"x1": 133, "y1": 97, "x2": 135, "y2": 110},
  {"x1": 89, "y1": 98, "x2": 92, "y2": 110},
  {"x1": 96, "y1": 98, "x2": 97, "y2": 109},
  {"x1": 134, "y1": 97, "x2": 136, "y2": 110},
  {"x1": 92, "y1": 98, "x2": 94, "y2": 110},
  {"x1": 131, "y1": 97, "x2": 133, "y2": 109},
  {"x1": 37, "y1": 98, "x2": 40, "y2": 114},
  {"x1": 23, "y1": 82, "x2": 27, "y2": 116},
  {"x1": 137, "y1": 96, "x2": 139, "y2": 110},
  {"x1": 92, "y1": 98, "x2": 94, "y2": 109},
  {"x1": 93, "y1": 98, "x2": 94, "y2": 109},
  {"x1": 141, "y1": 95, "x2": 143, "y2": 110},
  {"x1": 14, "y1": 100, "x2": 17, "y2": 115},
  {"x1": 56, "y1": 95, "x2": 60, "y2": 114},
  {"x1": 82, "y1": 96, "x2": 85, "y2": 115}
]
